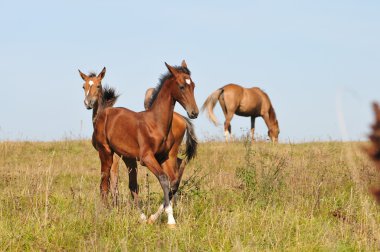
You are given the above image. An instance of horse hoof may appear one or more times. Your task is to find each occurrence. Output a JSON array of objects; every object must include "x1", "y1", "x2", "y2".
[
  {"x1": 167, "y1": 224, "x2": 176, "y2": 229},
  {"x1": 147, "y1": 218, "x2": 155, "y2": 225}
]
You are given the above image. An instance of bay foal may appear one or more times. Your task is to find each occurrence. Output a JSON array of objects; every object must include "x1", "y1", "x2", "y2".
[
  {"x1": 144, "y1": 87, "x2": 197, "y2": 190},
  {"x1": 79, "y1": 67, "x2": 141, "y2": 212},
  {"x1": 143, "y1": 88, "x2": 197, "y2": 223},
  {"x1": 202, "y1": 83, "x2": 279, "y2": 142},
  {"x1": 81, "y1": 61, "x2": 198, "y2": 226},
  {"x1": 80, "y1": 64, "x2": 198, "y2": 224}
]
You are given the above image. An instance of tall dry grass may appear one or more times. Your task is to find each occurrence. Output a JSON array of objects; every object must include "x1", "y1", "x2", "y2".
[{"x1": 0, "y1": 139, "x2": 380, "y2": 251}]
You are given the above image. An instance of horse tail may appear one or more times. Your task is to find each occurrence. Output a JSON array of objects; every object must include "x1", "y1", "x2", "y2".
[
  {"x1": 201, "y1": 88, "x2": 224, "y2": 125},
  {"x1": 101, "y1": 86, "x2": 120, "y2": 109},
  {"x1": 182, "y1": 116, "x2": 198, "y2": 162}
]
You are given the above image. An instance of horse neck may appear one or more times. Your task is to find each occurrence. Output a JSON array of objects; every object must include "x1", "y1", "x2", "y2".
[
  {"x1": 268, "y1": 106, "x2": 278, "y2": 129},
  {"x1": 91, "y1": 91, "x2": 104, "y2": 127},
  {"x1": 149, "y1": 80, "x2": 175, "y2": 135},
  {"x1": 91, "y1": 103, "x2": 99, "y2": 127}
]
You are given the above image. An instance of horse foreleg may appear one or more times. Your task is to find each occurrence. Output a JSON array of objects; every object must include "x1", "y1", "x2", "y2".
[
  {"x1": 149, "y1": 157, "x2": 184, "y2": 224},
  {"x1": 110, "y1": 154, "x2": 121, "y2": 207},
  {"x1": 250, "y1": 116, "x2": 256, "y2": 143},
  {"x1": 149, "y1": 203, "x2": 165, "y2": 224},
  {"x1": 142, "y1": 152, "x2": 176, "y2": 227}
]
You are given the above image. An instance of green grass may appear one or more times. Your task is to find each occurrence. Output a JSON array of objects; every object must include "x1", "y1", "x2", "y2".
[{"x1": 1, "y1": 140, "x2": 380, "y2": 251}]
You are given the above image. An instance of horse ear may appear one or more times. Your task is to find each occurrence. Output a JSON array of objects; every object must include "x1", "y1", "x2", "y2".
[
  {"x1": 181, "y1": 60, "x2": 188, "y2": 68},
  {"x1": 165, "y1": 62, "x2": 178, "y2": 76},
  {"x1": 78, "y1": 70, "x2": 88, "y2": 81},
  {"x1": 97, "y1": 67, "x2": 106, "y2": 80}
]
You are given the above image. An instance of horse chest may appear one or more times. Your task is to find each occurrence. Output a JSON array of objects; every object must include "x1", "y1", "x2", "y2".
[{"x1": 150, "y1": 134, "x2": 172, "y2": 154}]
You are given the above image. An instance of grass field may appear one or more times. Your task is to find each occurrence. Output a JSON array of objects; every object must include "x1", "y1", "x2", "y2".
[{"x1": 1, "y1": 139, "x2": 380, "y2": 251}]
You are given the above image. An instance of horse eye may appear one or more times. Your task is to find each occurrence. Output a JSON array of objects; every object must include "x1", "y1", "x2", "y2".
[
  {"x1": 82, "y1": 85, "x2": 85, "y2": 89},
  {"x1": 179, "y1": 85, "x2": 185, "y2": 91},
  {"x1": 97, "y1": 85, "x2": 101, "y2": 89}
]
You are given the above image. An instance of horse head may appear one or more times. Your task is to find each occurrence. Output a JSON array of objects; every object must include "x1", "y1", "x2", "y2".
[
  {"x1": 78, "y1": 67, "x2": 106, "y2": 110},
  {"x1": 165, "y1": 60, "x2": 199, "y2": 119}
]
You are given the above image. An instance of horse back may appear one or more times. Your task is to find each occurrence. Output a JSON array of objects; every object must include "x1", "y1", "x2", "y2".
[
  {"x1": 219, "y1": 84, "x2": 244, "y2": 112},
  {"x1": 220, "y1": 84, "x2": 271, "y2": 117},
  {"x1": 104, "y1": 108, "x2": 176, "y2": 159},
  {"x1": 244, "y1": 87, "x2": 273, "y2": 116},
  {"x1": 94, "y1": 107, "x2": 140, "y2": 157},
  {"x1": 220, "y1": 84, "x2": 260, "y2": 116}
]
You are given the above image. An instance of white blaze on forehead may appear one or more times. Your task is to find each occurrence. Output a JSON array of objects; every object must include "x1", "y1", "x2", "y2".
[
  {"x1": 185, "y1": 79, "x2": 191, "y2": 85},
  {"x1": 86, "y1": 80, "x2": 94, "y2": 96}
]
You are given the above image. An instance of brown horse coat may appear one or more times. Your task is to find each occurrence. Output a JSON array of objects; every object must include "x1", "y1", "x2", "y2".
[
  {"x1": 86, "y1": 61, "x2": 198, "y2": 226},
  {"x1": 202, "y1": 83, "x2": 279, "y2": 142}
]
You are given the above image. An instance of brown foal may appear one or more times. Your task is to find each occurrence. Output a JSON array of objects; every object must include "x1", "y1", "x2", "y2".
[
  {"x1": 142, "y1": 88, "x2": 197, "y2": 223},
  {"x1": 80, "y1": 61, "x2": 198, "y2": 226},
  {"x1": 144, "y1": 87, "x2": 197, "y2": 186},
  {"x1": 79, "y1": 67, "x2": 139, "y2": 211}
]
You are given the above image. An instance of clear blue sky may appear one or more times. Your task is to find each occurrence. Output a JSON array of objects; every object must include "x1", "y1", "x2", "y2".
[{"x1": 0, "y1": 0, "x2": 379, "y2": 142}]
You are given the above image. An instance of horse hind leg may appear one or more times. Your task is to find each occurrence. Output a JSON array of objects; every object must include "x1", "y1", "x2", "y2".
[
  {"x1": 168, "y1": 157, "x2": 185, "y2": 204},
  {"x1": 224, "y1": 114, "x2": 233, "y2": 142},
  {"x1": 123, "y1": 157, "x2": 147, "y2": 222},
  {"x1": 110, "y1": 154, "x2": 121, "y2": 207},
  {"x1": 173, "y1": 157, "x2": 186, "y2": 199}
]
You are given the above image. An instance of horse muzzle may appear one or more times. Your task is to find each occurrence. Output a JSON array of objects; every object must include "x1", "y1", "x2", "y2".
[
  {"x1": 84, "y1": 99, "x2": 94, "y2": 110},
  {"x1": 187, "y1": 110, "x2": 199, "y2": 119}
]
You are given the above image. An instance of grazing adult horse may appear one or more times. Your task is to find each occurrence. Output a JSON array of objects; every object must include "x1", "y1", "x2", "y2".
[
  {"x1": 84, "y1": 61, "x2": 198, "y2": 227},
  {"x1": 202, "y1": 83, "x2": 279, "y2": 142}
]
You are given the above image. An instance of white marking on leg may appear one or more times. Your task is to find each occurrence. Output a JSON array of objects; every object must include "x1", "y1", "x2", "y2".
[
  {"x1": 165, "y1": 203, "x2": 176, "y2": 225},
  {"x1": 224, "y1": 130, "x2": 230, "y2": 141},
  {"x1": 149, "y1": 203, "x2": 164, "y2": 222},
  {"x1": 140, "y1": 213, "x2": 147, "y2": 222},
  {"x1": 250, "y1": 129, "x2": 255, "y2": 141}
]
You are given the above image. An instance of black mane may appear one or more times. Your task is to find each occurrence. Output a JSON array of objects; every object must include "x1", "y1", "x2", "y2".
[
  {"x1": 88, "y1": 72, "x2": 97, "y2": 78},
  {"x1": 148, "y1": 65, "x2": 191, "y2": 109},
  {"x1": 100, "y1": 85, "x2": 119, "y2": 108}
]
